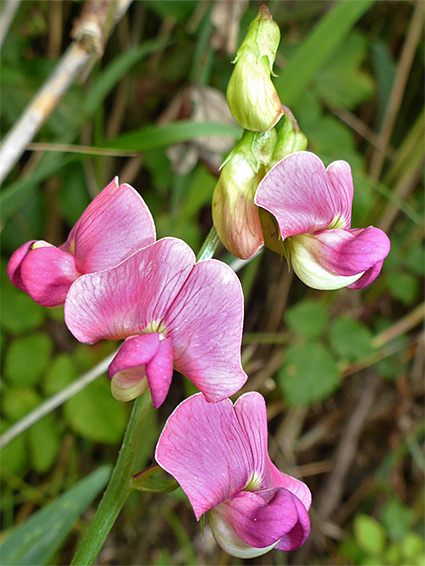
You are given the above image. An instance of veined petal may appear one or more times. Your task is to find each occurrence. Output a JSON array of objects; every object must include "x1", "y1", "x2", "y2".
[
  {"x1": 164, "y1": 259, "x2": 247, "y2": 402},
  {"x1": 155, "y1": 393, "x2": 253, "y2": 519},
  {"x1": 146, "y1": 338, "x2": 174, "y2": 408},
  {"x1": 19, "y1": 245, "x2": 81, "y2": 307},
  {"x1": 212, "y1": 488, "x2": 302, "y2": 552},
  {"x1": 255, "y1": 152, "x2": 353, "y2": 238},
  {"x1": 65, "y1": 178, "x2": 156, "y2": 273},
  {"x1": 64, "y1": 238, "x2": 195, "y2": 344},
  {"x1": 265, "y1": 455, "x2": 312, "y2": 511},
  {"x1": 7, "y1": 240, "x2": 37, "y2": 291}
]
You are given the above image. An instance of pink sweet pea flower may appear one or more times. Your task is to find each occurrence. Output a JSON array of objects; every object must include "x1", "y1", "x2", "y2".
[
  {"x1": 64, "y1": 237, "x2": 247, "y2": 408},
  {"x1": 7, "y1": 178, "x2": 156, "y2": 307},
  {"x1": 254, "y1": 151, "x2": 390, "y2": 290},
  {"x1": 155, "y1": 392, "x2": 311, "y2": 558}
]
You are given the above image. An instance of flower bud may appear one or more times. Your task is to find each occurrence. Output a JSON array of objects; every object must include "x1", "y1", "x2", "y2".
[
  {"x1": 212, "y1": 129, "x2": 277, "y2": 259},
  {"x1": 226, "y1": 6, "x2": 283, "y2": 132}
]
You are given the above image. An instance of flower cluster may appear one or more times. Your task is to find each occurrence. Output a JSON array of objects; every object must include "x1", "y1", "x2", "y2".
[{"x1": 7, "y1": 5, "x2": 392, "y2": 561}]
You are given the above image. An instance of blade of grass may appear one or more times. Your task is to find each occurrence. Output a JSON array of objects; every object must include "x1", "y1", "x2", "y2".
[{"x1": 275, "y1": 0, "x2": 375, "y2": 107}]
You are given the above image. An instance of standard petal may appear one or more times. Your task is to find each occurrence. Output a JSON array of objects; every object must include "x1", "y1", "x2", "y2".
[
  {"x1": 255, "y1": 152, "x2": 353, "y2": 238},
  {"x1": 19, "y1": 245, "x2": 81, "y2": 307},
  {"x1": 155, "y1": 393, "x2": 253, "y2": 519},
  {"x1": 164, "y1": 259, "x2": 247, "y2": 402},
  {"x1": 7, "y1": 240, "x2": 37, "y2": 291},
  {"x1": 64, "y1": 238, "x2": 195, "y2": 344},
  {"x1": 65, "y1": 178, "x2": 156, "y2": 273},
  {"x1": 146, "y1": 338, "x2": 174, "y2": 409},
  {"x1": 214, "y1": 488, "x2": 300, "y2": 550}
]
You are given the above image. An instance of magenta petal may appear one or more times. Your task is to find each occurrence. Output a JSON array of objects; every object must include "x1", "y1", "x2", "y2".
[
  {"x1": 146, "y1": 338, "x2": 174, "y2": 409},
  {"x1": 108, "y1": 333, "x2": 160, "y2": 382},
  {"x1": 65, "y1": 238, "x2": 195, "y2": 344},
  {"x1": 7, "y1": 240, "x2": 37, "y2": 291},
  {"x1": 164, "y1": 259, "x2": 247, "y2": 402},
  {"x1": 155, "y1": 394, "x2": 253, "y2": 519},
  {"x1": 217, "y1": 488, "x2": 300, "y2": 550},
  {"x1": 255, "y1": 152, "x2": 353, "y2": 238},
  {"x1": 275, "y1": 494, "x2": 311, "y2": 551},
  {"x1": 20, "y1": 246, "x2": 81, "y2": 307},
  {"x1": 65, "y1": 178, "x2": 156, "y2": 273},
  {"x1": 348, "y1": 260, "x2": 384, "y2": 289},
  {"x1": 307, "y1": 227, "x2": 390, "y2": 277}
]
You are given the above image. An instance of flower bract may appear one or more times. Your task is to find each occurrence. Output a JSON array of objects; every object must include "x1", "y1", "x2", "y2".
[
  {"x1": 155, "y1": 392, "x2": 311, "y2": 558},
  {"x1": 7, "y1": 178, "x2": 156, "y2": 306},
  {"x1": 255, "y1": 151, "x2": 391, "y2": 290},
  {"x1": 64, "y1": 238, "x2": 247, "y2": 408}
]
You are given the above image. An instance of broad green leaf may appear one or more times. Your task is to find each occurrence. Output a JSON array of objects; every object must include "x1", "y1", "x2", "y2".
[
  {"x1": 4, "y1": 332, "x2": 53, "y2": 386},
  {"x1": 276, "y1": 0, "x2": 375, "y2": 106},
  {"x1": 354, "y1": 514, "x2": 386, "y2": 557},
  {"x1": 314, "y1": 32, "x2": 374, "y2": 109},
  {"x1": 387, "y1": 272, "x2": 420, "y2": 305},
  {"x1": 400, "y1": 533, "x2": 425, "y2": 561},
  {"x1": 0, "y1": 466, "x2": 111, "y2": 566},
  {"x1": 64, "y1": 378, "x2": 128, "y2": 444},
  {"x1": 0, "y1": 420, "x2": 28, "y2": 475},
  {"x1": 278, "y1": 342, "x2": 340, "y2": 406},
  {"x1": 28, "y1": 414, "x2": 61, "y2": 474},
  {"x1": 43, "y1": 353, "x2": 78, "y2": 396},
  {"x1": 381, "y1": 497, "x2": 414, "y2": 542},
  {"x1": 284, "y1": 300, "x2": 328, "y2": 339},
  {"x1": 2, "y1": 386, "x2": 42, "y2": 422},
  {"x1": 329, "y1": 318, "x2": 373, "y2": 361},
  {"x1": 1, "y1": 286, "x2": 46, "y2": 335}
]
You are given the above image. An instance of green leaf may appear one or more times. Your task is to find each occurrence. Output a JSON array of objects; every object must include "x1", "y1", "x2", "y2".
[
  {"x1": 354, "y1": 514, "x2": 386, "y2": 556},
  {"x1": 387, "y1": 272, "x2": 420, "y2": 305},
  {"x1": 106, "y1": 121, "x2": 241, "y2": 152},
  {"x1": 284, "y1": 300, "x2": 328, "y2": 339},
  {"x1": 380, "y1": 497, "x2": 414, "y2": 542},
  {"x1": 1, "y1": 286, "x2": 46, "y2": 335},
  {"x1": 28, "y1": 414, "x2": 61, "y2": 473},
  {"x1": 278, "y1": 342, "x2": 340, "y2": 406},
  {"x1": 64, "y1": 378, "x2": 128, "y2": 444},
  {"x1": 329, "y1": 318, "x2": 373, "y2": 361},
  {"x1": 400, "y1": 533, "x2": 425, "y2": 561},
  {"x1": 2, "y1": 386, "x2": 42, "y2": 422},
  {"x1": 0, "y1": 466, "x2": 111, "y2": 566},
  {"x1": 43, "y1": 353, "x2": 78, "y2": 396},
  {"x1": 276, "y1": 0, "x2": 375, "y2": 106},
  {"x1": 4, "y1": 332, "x2": 53, "y2": 387},
  {"x1": 0, "y1": 420, "x2": 28, "y2": 475},
  {"x1": 313, "y1": 32, "x2": 374, "y2": 109},
  {"x1": 405, "y1": 243, "x2": 425, "y2": 276}
]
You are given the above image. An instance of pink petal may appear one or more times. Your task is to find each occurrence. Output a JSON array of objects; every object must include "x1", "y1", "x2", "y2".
[
  {"x1": 215, "y1": 488, "x2": 301, "y2": 550},
  {"x1": 146, "y1": 338, "x2": 174, "y2": 408},
  {"x1": 303, "y1": 227, "x2": 390, "y2": 277},
  {"x1": 254, "y1": 152, "x2": 353, "y2": 238},
  {"x1": 64, "y1": 178, "x2": 156, "y2": 273},
  {"x1": 7, "y1": 240, "x2": 37, "y2": 291},
  {"x1": 19, "y1": 245, "x2": 81, "y2": 307},
  {"x1": 64, "y1": 238, "x2": 195, "y2": 344},
  {"x1": 155, "y1": 393, "x2": 253, "y2": 519},
  {"x1": 275, "y1": 494, "x2": 311, "y2": 551},
  {"x1": 265, "y1": 455, "x2": 312, "y2": 511},
  {"x1": 164, "y1": 259, "x2": 247, "y2": 401},
  {"x1": 348, "y1": 260, "x2": 384, "y2": 289},
  {"x1": 108, "y1": 334, "x2": 173, "y2": 407}
]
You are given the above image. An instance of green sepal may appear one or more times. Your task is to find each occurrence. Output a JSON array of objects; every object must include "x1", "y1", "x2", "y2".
[{"x1": 131, "y1": 464, "x2": 179, "y2": 494}]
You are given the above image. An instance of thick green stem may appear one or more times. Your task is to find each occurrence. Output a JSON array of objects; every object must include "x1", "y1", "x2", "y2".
[{"x1": 71, "y1": 391, "x2": 152, "y2": 565}]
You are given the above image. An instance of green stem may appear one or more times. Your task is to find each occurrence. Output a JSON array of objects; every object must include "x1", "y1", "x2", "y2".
[
  {"x1": 71, "y1": 391, "x2": 152, "y2": 565},
  {"x1": 196, "y1": 225, "x2": 220, "y2": 261}
]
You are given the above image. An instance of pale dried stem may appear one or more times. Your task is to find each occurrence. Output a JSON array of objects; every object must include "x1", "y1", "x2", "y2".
[
  {"x1": 373, "y1": 301, "x2": 425, "y2": 349},
  {"x1": 369, "y1": 1, "x2": 424, "y2": 181},
  {"x1": 0, "y1": 0, "x2": 133, "y2": 186},
  {"x1": 0, "y1": 0, "x2": 21, "y2": 51}
]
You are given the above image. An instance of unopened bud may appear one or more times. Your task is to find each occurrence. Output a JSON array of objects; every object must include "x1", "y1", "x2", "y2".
[
  {"x1": 226, "y1": 6, "x2": 283, "y2": 132},
  {"x1": 270, "y1": 114, "x2": 308, "y2": 167},
  {"x1": 212, "y1": 129, "x2": 277, "y2": 259}
]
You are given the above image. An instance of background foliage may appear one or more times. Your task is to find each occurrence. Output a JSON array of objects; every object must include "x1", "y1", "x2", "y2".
[{"x1": 1, "y1": 1, "x2": 423, "y2": 564}]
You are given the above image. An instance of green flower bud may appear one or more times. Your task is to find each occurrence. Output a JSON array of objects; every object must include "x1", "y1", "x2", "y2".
[
  {"x1": 212, "y1": 129, "x2": 277, "y2": 259},
  {"x1": 226, "y1": 6, "x2": 283, "y2": 132},
  {"x1": 270, "y1": 113, "x2": 308, "y2": 167}
]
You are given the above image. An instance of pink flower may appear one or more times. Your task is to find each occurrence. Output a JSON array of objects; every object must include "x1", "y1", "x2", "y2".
[
  {"x1": 7, "y1": 178, "x2": 156, "y2": 306},
  {"x1": 254, "y1": 151, "x2": 390, "y2": 290},
  {"x1": 156, "y1": 392, "x2": 311, "y2": 558},
  {"x1": 64, "y1": 238, "x2": 247, "y2": 408}
]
